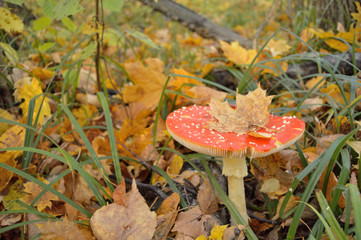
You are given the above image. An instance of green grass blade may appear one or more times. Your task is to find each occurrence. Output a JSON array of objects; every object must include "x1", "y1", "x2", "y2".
[
  {"x1": 97, "y1": 92, "x2": 122, "y2": 185},
  {"x1": 348, "y1": 183, "x2": 361, "y2": 239},
  {"x1": 1, "y1": 146, "x2": 108, "y2": 206},
  {"x1": 61, "y1": 103, "x2": 114, "y2": 192},
  {"x1": 315, "y1": 190, "x2": 347, "y2": 240},
  {"x1": 300, "y1": 201, "x2": 336, "y2": 240},
  {"x1": 152, "y1": 166, "x2": 187, "y2": 208},
  {"x1": 0, "y1": 162, "x2": 91, "y2": 218},
  {"x1": 287, "y1": 128, "x2": 359, "y2": 239}
]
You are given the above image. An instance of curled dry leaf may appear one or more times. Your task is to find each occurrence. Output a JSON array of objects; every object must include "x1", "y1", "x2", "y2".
[
  {"x1": 90, "y1": 179, "x2": 156, "y2": 240},
  {"x1": 209, "y1": 85, "x2": 273, "y2": 135}
]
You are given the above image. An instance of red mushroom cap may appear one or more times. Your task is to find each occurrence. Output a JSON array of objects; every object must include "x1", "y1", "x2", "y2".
[{"x1": 166, "y1": 105, "x2": 305, "y2": 158}]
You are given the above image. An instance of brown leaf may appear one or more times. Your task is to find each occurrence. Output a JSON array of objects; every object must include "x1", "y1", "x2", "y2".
[
  {"x1": 156, "y1": 192, "x2": 180, "y2": 216},
  {"x1": 189, "y1": 85, "x2": 227, "y2": 105},
  {"x1": 272, "y1": 194, "x2": 300, "y2": 220},
  {"x1": 172, "y1": 206, "x2": 213, "y2": 238},
  {"x1": 90, "y1": 179, "x2": 156, "y2": 240},
  {"x1": 112, "y1": 177, "x2": 127, "y2": 206},
  {"x1": 153, "y1": 193, "x2": 180, "y2": 240},
  {"x1": 197, "y1": 180, "x2": 219, "y2": 215},
  {"x1": 209, "y1": 85, "x2": 273, "y2": 135},
  {"x1": 37, "y1": 217, "x2": 95, "y2": 240}
]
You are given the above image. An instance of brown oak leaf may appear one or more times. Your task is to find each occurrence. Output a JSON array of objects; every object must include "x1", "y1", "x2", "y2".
[{"x1": 208, "y1": 85, "x2": 273, "y2": 135}]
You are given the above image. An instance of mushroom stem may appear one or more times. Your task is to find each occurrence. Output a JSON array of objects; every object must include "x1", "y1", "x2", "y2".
[{"x1": 222, "y1": 157, "x2": 249, "y2": 224}]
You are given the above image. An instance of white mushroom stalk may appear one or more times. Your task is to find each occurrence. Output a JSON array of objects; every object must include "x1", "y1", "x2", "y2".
[{"x1": 222, "y1": 157, "x2": 249, "y2": 222}]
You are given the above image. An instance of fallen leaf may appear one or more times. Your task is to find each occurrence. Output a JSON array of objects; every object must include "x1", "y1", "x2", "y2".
[
  {"x1": 320, "y1": 83, "x2": 349, "y2": 106},
  {"x1": 351, "y1": 2, "x2": 361, "y2": 23},
  {"x1": 0, "y1": 125, "x2": 26, "y2": 158},
  {"x1": 265, "y1": 39, "x2": 291, "y2": 57},
  {"x1": 209, "y1": 85, "x2": 273, "y2": 135},
  {"x1": 20, "y1": 178, "x2": 59, "y2": 212},
  {"x1": 172, "y1": 206, "x2": 213, "y2": 238},
  {"x1": 259, "y1": 178, "x2": 280, "y2": 194},
  {"x1": 30, "y1": 67, "x2": 55, "y2": 82},
  {"x1": 152, "y1": 155, "x2": 184, "y2": 184},
  {"x1": 219, "y1": 41, "x2": 258, "y2": 65},
  {"x1": 190, "y1": 86, "x2": 228, "y2": 105},
  {"x1": 0, "y1": 7, "x2": 24, "y2": 33},
  {"x1": 196, "y1": 224, "x2": 228, "y2": 240},
  {"x1": 90, "y1": 179, "x2": 156, "y2": 240},
  {"x1": 197, "y1": 180, "x2": 219, "y2": 215},
  {"x1": 0, "y1": 214, "x2": 22, "y2": 227},
  {"x1": 112, "y1": 177, "x2": 127, "y2": 206},
  {"x1": 305, "y1": 76, "x2": 326, "y2": 90},
  {"x1": 37, "y1": 217, "x2": 95, "y2": 240},
  {"x1": 222, "y1": 225, "x2": 245, "y2": 240},
  {"x1": 272, "y1": 194, "x2": 300, "y2": 220},
  {"x1": 122, "y1": 58, "x2": 166, "y2": 109},
  {"x1": 13, "y1": 77, "x2": 51, "y2": 124},
  {"x1": 251, "y1": 150, "x2": 303, "y2": 196},
  {"x1": 153, "y1": 193, "x2": 180, "y2": 240},
  {"x1": 3, "y1": 179, "x2": 26, "y2": 210},
  {"x1": 301, "y1": 97, "x2": 324, "y2": 113},
  {"x1": 0, "y1": 108, "x2": 13, "y2": 136}
]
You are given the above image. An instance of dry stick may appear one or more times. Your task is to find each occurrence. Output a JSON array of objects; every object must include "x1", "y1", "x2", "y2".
[
  {"x1": 252, "y1": 0, "x2": 281, "y2": 49},
  {"x1": 95, "y1": 0, "x2": 102, "y2": 91}
]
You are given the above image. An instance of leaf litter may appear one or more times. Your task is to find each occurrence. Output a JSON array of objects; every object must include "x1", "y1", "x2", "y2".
[{"x1": 1, "y1": 1, "x2": 361, "y2": 240}]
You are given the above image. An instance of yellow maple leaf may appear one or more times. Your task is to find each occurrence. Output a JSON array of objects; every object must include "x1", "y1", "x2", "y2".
[
  {"x1": 265, "y1": 39, "x2": 291, "y2": 57},
  {"x1": 13, "y1": 77, "x2": 51, "y2": 124},
  {"x1": 20, "y1": 177, "x2": 59, "y2": 212},
  {"x1": 219, "y1": 40, "x2": 258, "y2": 65},
  {"x1": 0, "y1": 7, "x2": 24, "y2": 33},
  {"x1": 123, "y1": 58, "x2": 166, "y2": 109},
  {"x1": 209, "y1": 85, "x2": 273, "y2": 135}
]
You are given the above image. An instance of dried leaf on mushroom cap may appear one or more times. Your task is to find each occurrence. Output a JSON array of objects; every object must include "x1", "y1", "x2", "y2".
[{"x1": 208, "y1": 85, "x2": 274, "y2": 135}]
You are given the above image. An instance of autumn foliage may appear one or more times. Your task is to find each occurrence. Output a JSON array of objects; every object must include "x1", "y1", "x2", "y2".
[{"x1": 1, "y1": 1, "x2": 361, "y2": 240}]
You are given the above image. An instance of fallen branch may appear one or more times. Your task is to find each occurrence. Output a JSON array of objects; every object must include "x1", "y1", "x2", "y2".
[
  {"x1": 137, "y1": 0, "x2": 252, "y2": 48},
  {"x1": 286, "y1": 52, "x2": 361, "y2": 79}
]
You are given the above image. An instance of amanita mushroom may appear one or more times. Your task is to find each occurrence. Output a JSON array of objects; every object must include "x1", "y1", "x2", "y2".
[{"x1": 166, "y1": 93, "x2": 305, "y2": 223}]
